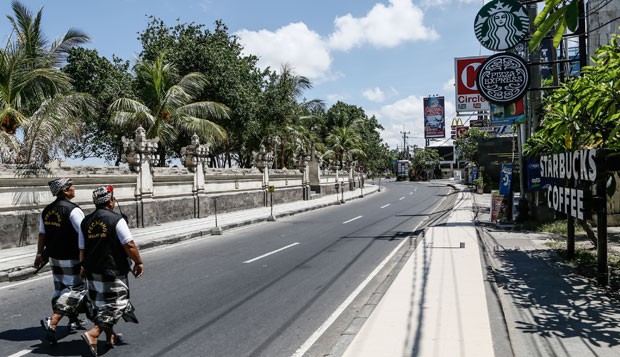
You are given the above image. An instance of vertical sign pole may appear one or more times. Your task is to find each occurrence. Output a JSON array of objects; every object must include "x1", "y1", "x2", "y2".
[{"x1": 596, "y1": 150, "x2": 608, "y2": 286}]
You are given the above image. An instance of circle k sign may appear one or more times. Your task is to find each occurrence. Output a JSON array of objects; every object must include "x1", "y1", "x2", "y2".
[
  {"x1": 454, "y1": 56, "x2": 489, "y2": 113},
  {"x1": 476, "y1": 52, "x2": 529, "y2": 105}
]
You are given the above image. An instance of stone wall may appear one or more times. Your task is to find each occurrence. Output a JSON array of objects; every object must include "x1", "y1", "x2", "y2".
[{"x1": 0, "y1": 162, "x2": 348, "y2": 249}]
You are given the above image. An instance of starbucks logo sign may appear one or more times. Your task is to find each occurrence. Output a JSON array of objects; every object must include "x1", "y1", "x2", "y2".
[
  {"x1": 474, "y1": 0, "x2": 528, "y2": 51},
  {"x1": 476, "y1": 52, "x2": 529, "y2": 104}
]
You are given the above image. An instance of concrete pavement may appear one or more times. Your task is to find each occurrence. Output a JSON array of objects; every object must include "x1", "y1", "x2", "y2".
[
  {"x1": 338, "y1": 184, "x2": 620, "y2": 357},
  {"x1": 341, "y1": 187, "x2": 495, "y2": 357}
]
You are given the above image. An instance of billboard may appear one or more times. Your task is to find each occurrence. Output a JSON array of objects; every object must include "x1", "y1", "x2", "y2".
[
  {"x1": 424, "y1": 96, "x2": 445, "y2": 139},
  {"x1": 454, "y1": 56, "x2": 489, "y2": 113},
  {"x1": 490, "y1": 97, "x2": 525, "y2": 125}
]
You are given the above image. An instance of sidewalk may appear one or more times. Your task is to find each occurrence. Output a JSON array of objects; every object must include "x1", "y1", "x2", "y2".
[
  {"x1": 341, "y1": 187, "x2": 495, "y2": 357},
  {"x1": 340, "y1": 185, "x2": 620, "y2": 357},
  {"x1": 0, "y1": 184, "x2": 379, "y2": 283},
  {"x1": 472, "y1": 191, "x2": 620, "y2": 357}
]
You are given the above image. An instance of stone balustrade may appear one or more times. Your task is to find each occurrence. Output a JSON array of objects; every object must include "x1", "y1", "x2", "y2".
[{"x1": 0, "y1": 161, "x2": 351, "y2": 249}]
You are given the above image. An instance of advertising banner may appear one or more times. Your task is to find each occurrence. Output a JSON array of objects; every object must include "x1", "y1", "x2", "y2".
[
  {"x1": 490, "y1": 97, "x2": 525, "y2": 125},
  {"x1": 499, "y1": 163, "x2": 513, "y2": 195},
  {"x1": 424, "y1": 96, "x2": 445, "y2": 139},
  {"x1": 454, "y1": 56, "x2": 489, "y2": 113}
]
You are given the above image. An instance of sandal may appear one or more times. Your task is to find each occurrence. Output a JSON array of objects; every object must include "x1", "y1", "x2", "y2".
[
  {"x1": 106, "y1": 332, "x2": 123, "y2": 347},
  {"x1": 81, "y1": 333, "x2": 98, "y2": 357},
  {"x1": 40, "y1": 317, "x2": 57, "y2": 345}
]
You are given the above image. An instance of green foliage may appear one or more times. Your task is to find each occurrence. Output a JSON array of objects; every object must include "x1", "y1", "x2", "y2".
[
  {"x1": 454, "y1": 128, "x2": 490, "y2": 166},
  {"x1": 63, "y1": 48, "x2": 135, "y2": 164},
  {"x1": 529, "y1": 0, "x2": 580, "y2": 51},
  {"x1": 410, "y1": 148, "x2": 440, "y2": 179},
  {"x1": 525, "y1": 33, "x2": 620, "y2": 156},
  {"x1": 138, "y1": 18, "x2": 267, "y2": 167},
  {"x1": 0, "y1": 1, "x2": 94, "y2": 166},
  {"x1": 109, "y1": 53, "x2": 230, "y2": 166}
]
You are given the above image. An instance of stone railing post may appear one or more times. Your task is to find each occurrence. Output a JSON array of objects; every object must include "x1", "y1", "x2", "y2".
[
  {"x1": 253, "y1": 144, "x2": 274, "y2": 206},
  {"x1": 308, "y1": 148, "x2": 321, "y2": 188},
  {"x1": 295, "y1": 149, "x2": 311, "y2": 200},
  {"x1": 121, "y1": 126, "x2": 159, "y2": 227},
  {"x1": 181, "y1": 133, "x2": 210, "y2": 218}
]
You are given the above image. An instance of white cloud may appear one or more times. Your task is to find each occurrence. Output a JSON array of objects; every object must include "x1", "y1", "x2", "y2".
[
  {"x1": 443, "y1": 77, "x2": 455, "y2": 95},
  {"x1": 235, "y1": 22, "x2": 333, "y2": 81},
  {"x1": 328, "y1": 0, "x2": 439, "y2": 51},
  {"x1": 327, "y1": 93, "x2": 348, "y2": 104},
  {"x1": 362, "y1": 87, "x2": 385, "y2": 102},
  {"x1": 370, "y1": 95, "x2": 426, "y2": 150}
]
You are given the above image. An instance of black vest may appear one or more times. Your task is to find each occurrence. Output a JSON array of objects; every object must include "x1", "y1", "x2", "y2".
[
  {"x1": 41, "y1": 198, "x2": 80, "y2": 260},
  {"x1": 81, "y1": 208, "x2": 130, "y2": 276}
]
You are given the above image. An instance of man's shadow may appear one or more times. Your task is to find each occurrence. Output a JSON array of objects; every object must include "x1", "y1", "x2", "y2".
[{"x1": 0, "y1": 325, "x2": 103, "y2": 356}]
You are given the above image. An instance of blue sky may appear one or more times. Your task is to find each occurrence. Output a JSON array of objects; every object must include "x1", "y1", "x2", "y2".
[{"x1": 0, "y1": 0, "x2": 495, "y2": 159}]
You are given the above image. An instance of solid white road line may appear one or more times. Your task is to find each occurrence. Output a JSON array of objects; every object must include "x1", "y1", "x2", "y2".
[
  {"x1": 342, "y1": 216, "x2": 363, "y2": 224},
  {"x1": 0, "y1": 274, "x2": 49, "y2": 291},
  {"x1": 8, "y1": 350, "x2": 31, "y2": 357},
  {"x1": 291, "y1": 232, "x2": 415, "y2": 357},
  {"x1": 380, "y1": 204, "x2": 391, "y2": 209},
  {"x1": 243, "y1": 243, "x2": 300, "y2": 264}
]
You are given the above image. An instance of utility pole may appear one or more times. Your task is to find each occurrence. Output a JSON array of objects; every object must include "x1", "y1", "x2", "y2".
[
  {"x1": 526, "y1": 2, "x2": 542, "y2": 210},
  {"x1": 400, "y1": 129, "x2": 410, "y2": 159}
]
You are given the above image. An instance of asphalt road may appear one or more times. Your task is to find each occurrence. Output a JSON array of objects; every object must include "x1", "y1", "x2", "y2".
[{"x1": 0, "y1": 180, "x2": 454, "y2": 357}]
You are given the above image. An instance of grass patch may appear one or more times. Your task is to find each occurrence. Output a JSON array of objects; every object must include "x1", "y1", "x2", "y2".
[{"x1": 513, "y1": 219, "x2": 584, "y2": 235}]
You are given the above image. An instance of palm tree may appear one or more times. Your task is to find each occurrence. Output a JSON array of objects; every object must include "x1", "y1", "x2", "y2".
[
  {"x1": 109, "y1": 53, "x2": 231, "y2": 166},
  {"x1": 0, "y1": 1, "x2": 94, "y2": 165},
  {"x1": 7, "y1": 1, "x2": 89, "y2": 65},
  {"x1": 263, "y1": 64, "x2": 319, "y2": 168},
  {"x1": 324, "y1": 125, "x2": 366, "y2": 168}
]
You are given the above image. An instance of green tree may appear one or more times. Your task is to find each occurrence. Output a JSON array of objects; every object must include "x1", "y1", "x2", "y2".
[
  {"x1": 0, "y1": 1, "x2": 94, "y2": 165},
  {"x1": 454, "y1": 128, "x2": 491, "y2": 166},
  {"x1": 109, "y1": 53, "x2": 231, "y2": 166},
  {"x1": 262, "y1": 64, "x2": 319, "y2": 168},
  {"x1": 63, "y1": 48, "x2": 136, "y2": 164},
  {"x1": 324, "y1": 125, "x2": 365, "y2": 168},
  {"x1": 525, "y1": 33, "x2": 620, "y2": 155},
  {"x1": 323, "y1": 102, "x2": 389, "y2": 175},
  {"x1": 138, "y1": 18, "x2": 267, "y2": 167},
  {"x1": 410, "y1": 148, "x2": 440, "y2": 180}
]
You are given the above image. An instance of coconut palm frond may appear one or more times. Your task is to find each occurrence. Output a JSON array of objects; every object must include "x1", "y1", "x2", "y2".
[
  {"x1": 20, "y1": 93, "x2": 95, "y2": 165},
  {"x1": 109, "y1": 98, "x2": 154, "y2": 126},
  {"x1": 176, "y1": 72, "x2": 209, "y2": 97},
  {"x1": 177, "y1": 113, "x2": 228, "y2": 143},
  {"x1": 178, "y1": 101, "x2": 231, "y2": 122},
  {"x1": 0, "y1": 129, "x2": 19, "y2": 162},
  {"x1": 164, "y1": 84, "x2": 194, "y2": 108},
  {"x1": 147, "y1": 119, "x2": 176, "y2": 145}
]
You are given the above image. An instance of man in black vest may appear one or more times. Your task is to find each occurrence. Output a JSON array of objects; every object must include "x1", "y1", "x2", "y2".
[
  {"x1": 35, "y1": 177, "x2": 87, "y2": 344},
  {"x1": 79, "y1": 185, "x2": 144, "y2": 357}
]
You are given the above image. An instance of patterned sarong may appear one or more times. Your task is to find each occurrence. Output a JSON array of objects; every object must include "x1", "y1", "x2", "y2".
[
  {"x1": 86, "y1": 272, "x2": 137, "y2": 328},
  {"x1": 49, "y1": 258, "x2": 86, "y2": 316}
]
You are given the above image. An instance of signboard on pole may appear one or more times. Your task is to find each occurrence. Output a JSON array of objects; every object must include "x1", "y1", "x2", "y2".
[
  {"x1": 477, "y1": 52, "x2": 530, "y2": 105},
  {"x1": 455, "y1": 56, "x2": 489, "y2": 113},
  {"x1": 474, "y1": 0, "x2": 529, "y2": 52},
  {"x1": 424, "y1": 96, "x2": 445, "y2": 139}
]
